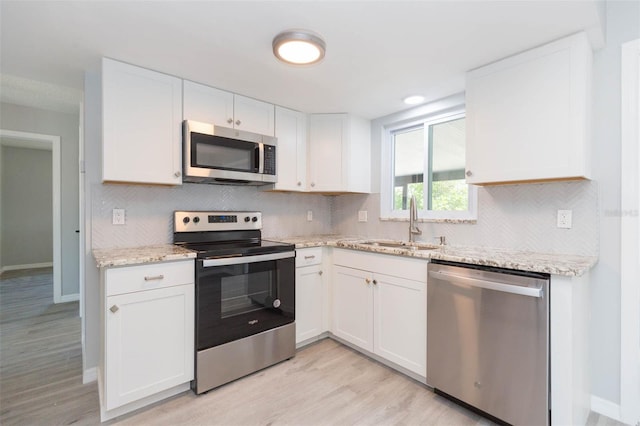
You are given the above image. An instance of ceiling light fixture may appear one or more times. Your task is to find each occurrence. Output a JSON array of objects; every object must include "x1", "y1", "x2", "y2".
[
  {"x1": 403, "y1": 95, "x2": 425, "y2": 105},
  {"x1": 273, "y1": 30, "x2": 326, "y2": 65}
]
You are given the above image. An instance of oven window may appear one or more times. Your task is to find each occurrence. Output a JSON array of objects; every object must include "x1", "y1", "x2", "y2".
[{"x1": 220, "y1": 269, "x2": 274, "y2": 318}]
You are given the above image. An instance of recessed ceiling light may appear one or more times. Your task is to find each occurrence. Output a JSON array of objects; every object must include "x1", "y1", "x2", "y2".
[
  {"x1": 403, "y1": 95, "x2": 425, "y2": 105},
  {"x1": 273, "y1": 30, "x2": 326, "y2": 65}
]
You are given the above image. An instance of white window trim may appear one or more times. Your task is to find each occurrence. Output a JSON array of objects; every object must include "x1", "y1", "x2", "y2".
[{"x1": 380, "y1": 103, "x2": 477, "y2": 222}]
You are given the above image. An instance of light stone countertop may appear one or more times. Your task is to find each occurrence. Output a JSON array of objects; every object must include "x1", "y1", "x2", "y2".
[
  {"x1": 92, "y1": 236, "x2": 597, "y2": 277},
  {"x1": 271, "y1": 235, "x2": 598, "y2": 277},
  {"x1": 93, "y1": 244, "x2": 197, "y2": 268}
]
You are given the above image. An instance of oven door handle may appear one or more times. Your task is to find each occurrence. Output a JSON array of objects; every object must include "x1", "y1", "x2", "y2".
[{"x1": 202, "y1": 251, "x2": 295, "y2": 267}]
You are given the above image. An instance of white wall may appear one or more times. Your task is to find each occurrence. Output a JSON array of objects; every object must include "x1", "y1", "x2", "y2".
[
  {"x1": 0, "y1": 103, "x2": 80, "y2": 297},
  {"x1": 0, "y1": 145, "x2": 53, "y2": 267},
  {"x1": 589, "y1": 0, "x2": 640, "y2": 405}
]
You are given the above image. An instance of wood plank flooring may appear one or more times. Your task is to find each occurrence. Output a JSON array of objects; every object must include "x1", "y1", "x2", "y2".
[
  {"x1": 0, "y1": 267, "x2": 100, "y2": 425},
  {"x1": 0, "y1": 268, "x2": 627, "y2": 426}
]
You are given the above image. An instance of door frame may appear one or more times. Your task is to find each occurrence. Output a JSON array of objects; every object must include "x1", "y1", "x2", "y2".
[
  {"x1": 620, "y1": 38, "x2": 640, "y2": 426},
  {"x1": 0, "y1": 129, "x2": 63, "y2": 303}
]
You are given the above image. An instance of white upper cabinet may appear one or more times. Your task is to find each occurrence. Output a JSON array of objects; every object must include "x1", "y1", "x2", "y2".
[
  {"x1": 183, "y1": 80, "x2": 275, "y2": 136},
  {"x1": 102, "y1": 58, "x2": 183, "y2": 185},
  {"x1": 307, "y1": 113, "x2": 371, "y2": 193},
  {"x1": 271, "y1": 106, "x2": 307, "y2": 191},
  {"x1": 465, "y1": 32, "x2": 592, "y2": 185}
]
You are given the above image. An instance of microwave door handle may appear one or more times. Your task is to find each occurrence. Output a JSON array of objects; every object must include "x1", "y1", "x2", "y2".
[{"x1": 257, "y1": 143, "x2": 264, "y2": 174}]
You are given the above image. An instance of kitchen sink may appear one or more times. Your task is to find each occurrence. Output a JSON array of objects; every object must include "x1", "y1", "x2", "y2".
[{"x1": 359, "y1": 241, "x2": 439, "y2": 251}]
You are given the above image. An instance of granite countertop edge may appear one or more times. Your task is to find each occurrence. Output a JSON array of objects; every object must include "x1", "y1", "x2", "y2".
[
  {"x1": 269, "y1": 235, "x2": 598, "y2": 277},
  {"x1": 93, "y1": 244, "x2": 197, "y2": 269}
]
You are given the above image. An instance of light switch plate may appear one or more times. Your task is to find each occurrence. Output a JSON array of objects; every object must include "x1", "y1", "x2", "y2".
[
  {"x1": 112, "y1": 208, "x2": 125, "y2": 225},
  {"x1": 557, "y1": 209, "x2": 572, "y2": 229},
  {"x1": 358, "y1": 210, "x2": 368, "y2": 222}
]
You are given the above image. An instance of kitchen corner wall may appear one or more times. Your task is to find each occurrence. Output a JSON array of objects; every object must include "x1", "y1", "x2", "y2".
[
  {"x1": 333, "y1": 181, "x2": 599, "y2": 256},
  {"x1": 91, "y1": 184, "x2": 333, "y2": 249}
]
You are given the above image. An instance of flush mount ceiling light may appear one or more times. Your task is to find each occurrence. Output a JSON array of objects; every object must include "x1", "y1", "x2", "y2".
[
  {"x1": 272, "y1": 30, "x2": 326, "y2": 65},
  {"x1": 403, "y1": 95, "x2": 425, "y2": 105}
]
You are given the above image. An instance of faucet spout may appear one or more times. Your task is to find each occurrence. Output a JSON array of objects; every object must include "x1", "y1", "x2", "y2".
[{"x1": 409, "y1": 194, "x2": 422, "y2": 243}]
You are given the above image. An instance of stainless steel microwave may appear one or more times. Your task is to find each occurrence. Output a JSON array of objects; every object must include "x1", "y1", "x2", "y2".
[{"x1": 183, "y1": 120, "x2": 277, "y2": 185}]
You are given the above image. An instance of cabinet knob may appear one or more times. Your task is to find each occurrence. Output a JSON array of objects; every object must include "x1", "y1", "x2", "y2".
[
  {"x1": 174, "y1": 171, "x2": 181, "y2": 178},
  {"x1": 365, "y1": 278, "x2": 371, "y2": 284},
  {"x1": 227, "y1": 118, "x2": 233, "y2": 124},
  {"x1": 235, "y1": 119, "x2": 241, "y2": 126},
  {"x1": 319, "y1": 270, "x2": 323, "y2": 276},
  {"x1": 311, "y1": 182, "x2": 316, "y2": 187},
  {"x1": 373, "y1": 279, "x2": 377, "y2": 285},
  {"x1": 297, "y1": 181, "x2": 302, "y2": 186},
  {"x1": 110, "y1": 305, "x2": 119, "y2": 313},
  {"x1": 466, "y1": 170, "x2": 473, "y2": 177}
]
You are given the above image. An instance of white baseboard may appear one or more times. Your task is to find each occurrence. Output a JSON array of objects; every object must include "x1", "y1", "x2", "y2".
[
  {"x1": 59, "y1": 293, "x2": 80, "y2": 303},
  {"x1": 83, "y1": 367, "x2": 97, "y2": 384},
  {"x1": 0, "y1": 262, "x2": 53, "y2": 273},
  {"x1": 591, "y1": 395, "x2": 621, "y2": 421}
]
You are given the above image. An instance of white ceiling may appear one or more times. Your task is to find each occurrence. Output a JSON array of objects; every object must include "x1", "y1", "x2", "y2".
[{"x1": 0, "y1": 1, "x2": 605, "y2": 119}]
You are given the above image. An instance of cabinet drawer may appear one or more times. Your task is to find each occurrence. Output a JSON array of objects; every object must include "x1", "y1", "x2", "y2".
[
  {"x1": 332, "y1": 249, "x2": 428, "y2": 282},
  {"x1": 296, "y1": 247, "x2": 323, "y2": 267},
  {"x1": 105, "y1": 260, "x2": 194, "y2": 296}
]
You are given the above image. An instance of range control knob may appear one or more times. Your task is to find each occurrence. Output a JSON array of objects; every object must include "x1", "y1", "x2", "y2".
[
  {"x1": 252, "y1": 216, "x2": 258, "y2": 222},
  {"x1": 182, "y1": 217, "x2": 190, "y2": 224},
  {"x1": 244, "y1": 216, "x2": 251, "y2": 222},
  {"x1": 193, "y1": 216, "x2": 200, "y2": 224}
]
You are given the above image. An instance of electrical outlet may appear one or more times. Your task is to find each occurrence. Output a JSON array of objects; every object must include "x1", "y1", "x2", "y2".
[
  {"x1": 358, "y1": 210, "x2": 368, "y2": 222},
  {"x1": 307, "y1": 210, "x2": 313, "y2": 221},
  {"x1": 112, "y1": 208, "x2": 125, "y2": 225},
  {"x1": 557, "y1": 209, "x2": 572, "y2": 229}
]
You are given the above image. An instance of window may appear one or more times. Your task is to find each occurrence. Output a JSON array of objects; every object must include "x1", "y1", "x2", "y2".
[{"x1": 381, "y1": 107, "x2": 477, "y2": 221}]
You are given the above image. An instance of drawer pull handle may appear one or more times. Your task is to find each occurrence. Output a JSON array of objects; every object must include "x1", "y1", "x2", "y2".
[
  {"x1": 304, "y1": 255, "x2": 316, "y2": 260},
  {"x1": 110, "y1": 305, "x2": 119, "y2": 313},
  {"x1": 144, "y1": 274, "x2": 165, "y2": 281}
]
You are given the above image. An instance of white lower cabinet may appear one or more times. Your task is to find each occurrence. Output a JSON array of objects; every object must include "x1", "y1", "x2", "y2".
[
  {"x1": 295, "y1": 247, "x2": 327, "y2": 345},
  {"x1": 332, "y1": 249, "x2": 427, "y2": 378},
  {"x1": 100, "y1": 260, "x2": 194, "y2": 421}
]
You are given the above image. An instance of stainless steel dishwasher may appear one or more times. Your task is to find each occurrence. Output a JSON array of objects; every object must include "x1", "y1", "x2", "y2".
[{"x1": 427, "y1": 260, "x2": 550, "y2": 426}]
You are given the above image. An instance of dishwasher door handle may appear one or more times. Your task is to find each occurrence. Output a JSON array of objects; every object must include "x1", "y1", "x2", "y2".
[{"x1": 429, "y1": 270, "x2": 543, "y2": 298}]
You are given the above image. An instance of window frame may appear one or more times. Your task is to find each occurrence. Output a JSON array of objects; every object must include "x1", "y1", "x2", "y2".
[{"x1": 380, "y1": 106, "x2": 477, "y2": 222}]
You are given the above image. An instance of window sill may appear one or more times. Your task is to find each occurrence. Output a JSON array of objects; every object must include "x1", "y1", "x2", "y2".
[{"x1": 379, "y1": 216, "x2": 477, "y2": 225}]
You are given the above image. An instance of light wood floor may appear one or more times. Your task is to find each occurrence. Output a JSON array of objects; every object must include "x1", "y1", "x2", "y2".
[{"x1": 0, "y1": 268, "x2": 626, "y2": 426}]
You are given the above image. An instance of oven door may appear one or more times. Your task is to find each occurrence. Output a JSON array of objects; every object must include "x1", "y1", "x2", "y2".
[{"x1": 195, "y1": 251, "x2": 295, "y2": 351}]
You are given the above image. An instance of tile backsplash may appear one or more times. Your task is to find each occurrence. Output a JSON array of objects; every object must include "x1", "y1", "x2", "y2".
[
  {"x1": 333, "y1": 180, "x2": 598, "y2": 256},
  {"x1": 91, "y1": 183, "x2": 334, "y2": 249},
  {"x1": 92, "y1": 179, "x2": 598, "y2": 256}
]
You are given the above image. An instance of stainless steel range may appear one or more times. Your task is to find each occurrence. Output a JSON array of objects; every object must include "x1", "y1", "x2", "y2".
[{"x1": 173, "y1": 211, "x2": 296, "y2": 394}]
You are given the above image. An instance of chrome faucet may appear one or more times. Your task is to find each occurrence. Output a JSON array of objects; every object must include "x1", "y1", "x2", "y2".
[{"x1": 409, "y1": 194, "x2": 422, "y2": 243}]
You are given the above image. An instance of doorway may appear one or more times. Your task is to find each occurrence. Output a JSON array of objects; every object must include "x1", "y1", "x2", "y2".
[{"x1": 0, "y1": 129, "x2": 63, "y2": 303}]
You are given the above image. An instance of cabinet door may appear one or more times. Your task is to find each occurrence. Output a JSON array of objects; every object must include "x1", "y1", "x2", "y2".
[
  {"x1": 332, "y1": 266, "x2": 373, "y2": 351},
  {"x1": 183, "y1": 80, "x2": 234, "y2": 127},
  {"x1": 295, "y1": 264, "x2": 324, "y2": 343},
  {"x1": 102, "y1": 58, "x2": 182, "y2": 185},
  {"x1": 308, "y1": 114, "x2": 345, "y2": 192},
  {"x1": 465, "y1": 32, "x2": 591, "y2": 184},
  {"x1": 271, "y1": 106, "x2": 307, "y2": 191},
  {"x1": 233, "y1": 95, "x2": 275, "y2": 136},
  {"x1": 105, "y1": 284, "x2": 194, "y2": 410},
  {"x1": 373, "y1": 272, "x2": 426, "y2": 377}
]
